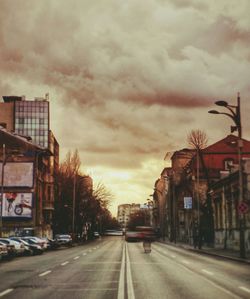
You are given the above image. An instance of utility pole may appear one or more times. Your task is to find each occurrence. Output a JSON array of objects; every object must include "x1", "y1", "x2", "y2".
[
  {"x1": 72, "y1": 173, "x2": 76, "y2": 240},
  {"x1": 0, "y1": 144, "x2": 5, "y2": 237}
]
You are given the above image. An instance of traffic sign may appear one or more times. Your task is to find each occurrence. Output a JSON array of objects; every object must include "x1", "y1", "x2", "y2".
[{"x1": 238, "y1": 202, "x2": 249, "y2": 214}]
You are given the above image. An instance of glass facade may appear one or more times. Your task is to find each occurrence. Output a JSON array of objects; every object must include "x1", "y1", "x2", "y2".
[{"x1": 14, "y1": 100, "x2": 49, "y2": 148}]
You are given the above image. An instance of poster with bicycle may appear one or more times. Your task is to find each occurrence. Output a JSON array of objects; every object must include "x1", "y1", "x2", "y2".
[{"x1": 2, "y1": 193, "x2": 33, "y2": 218}]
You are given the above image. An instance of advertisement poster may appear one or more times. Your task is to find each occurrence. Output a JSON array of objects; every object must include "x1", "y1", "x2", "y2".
[
  {"x1": 2, "y1": 193, "x2": 33, "y2": 218},
  {"x1": 0, "y1": 162, "x2": 34, "y2": 187}
]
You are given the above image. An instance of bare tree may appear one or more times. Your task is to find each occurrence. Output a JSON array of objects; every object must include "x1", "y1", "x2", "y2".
[
  {"x1": 187, "y1": 129, "x2": 208, "y2": 150},
  {"x1": 92, "y1": 182, "x2": 114, "y2": 209},
  {"x1": 60, "y1": 149, "x2": 82, "y2": 177}
]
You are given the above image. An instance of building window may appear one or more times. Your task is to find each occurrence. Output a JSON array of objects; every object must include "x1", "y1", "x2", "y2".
[{"x1": 19, "y1": 118, "x2": 25, "y2": 124}]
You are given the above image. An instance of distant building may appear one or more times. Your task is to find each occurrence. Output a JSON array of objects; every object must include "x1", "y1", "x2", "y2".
[{"x1": 117, "y1": 203, "x2": 141, "y2": 229}]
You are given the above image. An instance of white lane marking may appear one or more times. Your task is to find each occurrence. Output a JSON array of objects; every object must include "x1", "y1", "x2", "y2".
[
  {"x1": 153, "y1": 249, "x2": 242, "y2": 299},
  {"x1": 39, "y1": 270, "x2": 51, "y2": 277},
  {"x1": 202, "y1": 269, "x2": 214, "y2": 276},
  {"x1": 0, "y1": 289, "x2": 14, "y2": 297},
  {"x1": 93, "y1": 247, "x2": 97, "y2": 250},
  {"x1": 82, "y1": 253, "x2": 87, "y2": 256},
  {"x1": 171, "y1": 255, "x2": 176, "y2": 258},
  {"x1": 61, "y1": 261, "x2": 69, "y2": 266},
  {"x1": 74, "y1": 256, "x2": 80, "y2": 260},
  {"x1": 182, "y1": 260, "x2": 190, "y2": 265},
  {"x1": 117, "y1": 243, "x2": 125, "y2": 299},
  {"x1": 126, "y1": 242, "x2": 135, "y2": 299},
  {"x1": 239, "y1": 286, "x2": 250, "y2": 293}
]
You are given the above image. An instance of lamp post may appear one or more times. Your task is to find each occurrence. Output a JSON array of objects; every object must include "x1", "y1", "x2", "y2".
[
  {"x1": 0, "y1": 144, "x2": 6, "y2": 237},
  {"x1": 208, "y1": 93, "x2": 245, "y2": 258},
  {"x1": 73, "y1": 173, "x2": 76, "y2": 240}
]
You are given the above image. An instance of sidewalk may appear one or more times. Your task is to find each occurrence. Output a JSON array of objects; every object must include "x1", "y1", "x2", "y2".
[{"x1": 159, "y1": 239, "x2": 250, "y2": 264}]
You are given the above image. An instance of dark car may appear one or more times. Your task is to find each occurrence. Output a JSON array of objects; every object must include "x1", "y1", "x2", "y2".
[{"x1": 42, "y1": 238, "x2": 60, "y2": 250}]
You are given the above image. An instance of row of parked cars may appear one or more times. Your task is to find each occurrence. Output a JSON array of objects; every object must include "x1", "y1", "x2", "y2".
[{"x1": 0, "y1": 234, "x2": 73, "y2": 260}]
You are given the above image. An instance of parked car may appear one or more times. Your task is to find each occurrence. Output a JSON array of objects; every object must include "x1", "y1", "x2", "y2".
[
  {"x1": 21, "y1": 236, "x2": 47, "y2": 250},
  {"x1": 0, "y1": 242, "x2": 8, "y2": 260},
  {"x1": 0, "y1": 239, "x2": 18, "y2": 258},
  {"x1": 20, "y1": 238, "x2": 44, "y2": 255},
  {"x1": 94, "y1": 232, "x2": 100, "y2": 238},
  {"x1": 10, "y1": 237, "x2": 33, "y2": 256},
  {"x1": 41, "y1": 237, "x2": 60, "y2": 250},
  {"x1": 54, "y1": 234, "x2": 72, "y2": 246}
]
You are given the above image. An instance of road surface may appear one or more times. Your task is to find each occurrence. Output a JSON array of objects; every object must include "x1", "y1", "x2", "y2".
[{"x1": 0, "y1": 236, "x2": 249, "y2": 298}]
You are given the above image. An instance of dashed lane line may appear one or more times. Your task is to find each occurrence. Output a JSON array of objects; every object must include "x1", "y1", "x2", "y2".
[
  {"x1": 153, "y1": 249, "x2": 242, "y2": 299},
  {"x1": 0, "y1": 289, "x2": 14, "y2": 297},
  {"x1": 61, "y1": 261, "x2": 69, "y2": 266},
  {"x1": 39, "y1": 270, "x2": 52, "y2": 277},
  {"x1": 74, "y1": 256, "x2": 80, "y2": 260},
  {"x1": 82, "y1": 253, "x2": 87, "y2": 256},
  {"x1": 239, "y1": 286, "x2": 250, "y2": 293},
  {"x1": 182, "y1": 260, "x2": 190, "y2": 265},
  {"x1": 202, "y1": 269, "x2": 214, "y2": 276}
]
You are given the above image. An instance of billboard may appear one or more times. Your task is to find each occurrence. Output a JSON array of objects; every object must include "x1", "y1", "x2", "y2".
[
  {"x1": 0, "y1": 162, "x2": 34, "y2": 187},
  {"x1": 2, "y1": 193, "x2": 33, "y2": 218}
]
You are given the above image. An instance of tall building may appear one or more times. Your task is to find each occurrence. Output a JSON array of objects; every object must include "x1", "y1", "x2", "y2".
[
  {"x1": 2, "y1": 95, "x2": 49, "y2": 148},
  {"x1": 0, "y1": 95, "x2": 59, "y2": 238}
]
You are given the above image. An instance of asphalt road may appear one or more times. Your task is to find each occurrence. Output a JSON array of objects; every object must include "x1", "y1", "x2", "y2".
[{"x1": 0, "y1": 236, "x2": 249, "y2": 299}]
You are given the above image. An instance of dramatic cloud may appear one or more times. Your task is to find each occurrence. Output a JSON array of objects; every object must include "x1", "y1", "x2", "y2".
[{"x1": 0, "y1": 0, "x2": 250, "y2": 214}]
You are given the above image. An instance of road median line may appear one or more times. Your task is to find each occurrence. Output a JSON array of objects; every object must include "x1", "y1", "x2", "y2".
[
  {"x1": 0, "y1": 289, "x2": 14, "y2": 297},
  {"x1": 125, "y1": 242, "x2": 135, "y2": 299},
  {"x1": 117, "y1": 242, "x2": 125, "y2": 299}
]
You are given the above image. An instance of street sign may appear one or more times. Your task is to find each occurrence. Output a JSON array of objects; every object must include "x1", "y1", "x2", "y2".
[
  {"x1": 238, "y1": 201, "x2": 249, "y2": 214},
  {"x1": 184, "y1": 197, "x2": 192, "y2": 209}
]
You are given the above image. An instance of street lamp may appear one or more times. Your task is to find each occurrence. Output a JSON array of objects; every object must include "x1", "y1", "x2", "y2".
[
  {"x1": 0, "y1": 144, "x2": 6, "y2": 237},
  {"x1": 208, "y1": 93, "x2": 245, "y2": 258}
]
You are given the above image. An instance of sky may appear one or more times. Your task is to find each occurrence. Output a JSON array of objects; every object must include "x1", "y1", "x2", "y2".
[{"x1": 0, "y1": 0, "x2": 250, "y2": 215}]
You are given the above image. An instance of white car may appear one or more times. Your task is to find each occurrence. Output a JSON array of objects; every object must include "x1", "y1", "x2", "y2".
[
  {"x1": 22, "y1": 236, "x2": 47, "y2": 250},
  {"x1": 0, "y1": 238, "x2": 25, "y2": 256}
]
